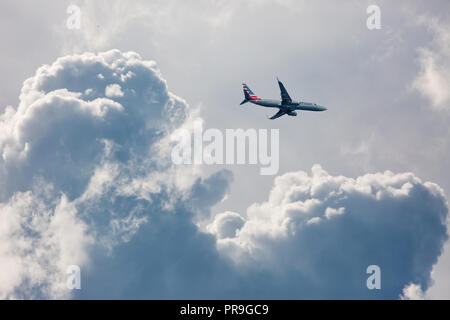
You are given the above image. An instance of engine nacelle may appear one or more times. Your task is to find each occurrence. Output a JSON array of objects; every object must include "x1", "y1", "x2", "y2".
[{"x1": 287, "y1": 111, "x2": 297, "y2": 116}]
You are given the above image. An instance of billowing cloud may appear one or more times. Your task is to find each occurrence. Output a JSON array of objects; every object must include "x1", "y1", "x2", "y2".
[
  {"x1": 0, "y1": 49, "x2": 227, "y2": 299},
  {"x1": 213, "y1": 165, "x2": 448, "y2": 298},
  {"x1": 0, "y1": 49, "x2": 189, "y2": 201},
  {"x1": 0, "y1": 50, "x2": 448, "y2": 300}
]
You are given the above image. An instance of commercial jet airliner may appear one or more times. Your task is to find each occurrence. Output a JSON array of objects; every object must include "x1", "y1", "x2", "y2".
[{"x1": 240, "y1": 78, "x2": 327, "y2": 119}]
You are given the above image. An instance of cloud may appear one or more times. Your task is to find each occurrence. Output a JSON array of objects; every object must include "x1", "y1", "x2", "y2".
[
  {"x1": 0, "y1": 49, "x2": 189, "y2": 201},
  {"x1": 413, "y1": 17, "x2": 450, "y2": 111},
  {"x1": 0, "y1": 49, "x2": 220, "y2": 299},
  {"x1": 0, "y1": 49, "x2": 448, "y2": 299},
  {"x1": 207, "y1": 211, "x2": 245, "y2": 239},
  {"x1": 400, "y1": 283, "x2": 426, "y2": 300},
  {"x1": 105, "y1": 83, "x2": 124, "y2": 98},
  {"x1": 0, "y1": 187, "x2": 93, "y2": 299},
  {"x1": 324, "y1": 206, "x2": 345, "y2": 219},
  {"x1": 213, "y1": 165, "x2": 448, "y2": 298}
]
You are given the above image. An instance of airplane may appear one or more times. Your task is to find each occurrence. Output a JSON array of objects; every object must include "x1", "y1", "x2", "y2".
[{"x1": 240, "y1": 78, "x2": 327, "y2": 119}]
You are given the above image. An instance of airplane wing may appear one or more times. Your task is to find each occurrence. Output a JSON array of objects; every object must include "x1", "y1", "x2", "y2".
[
  {"x1": 268, "y1": 109, "x2": 287, "y2": 120},
  {"x1": 277, "y1": 78, "x2": 292, "y2": 104}
]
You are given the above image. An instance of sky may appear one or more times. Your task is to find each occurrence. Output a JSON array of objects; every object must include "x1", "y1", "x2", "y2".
[{"x1": 0, "y1": 0, "x2": 449, "y2": 299}]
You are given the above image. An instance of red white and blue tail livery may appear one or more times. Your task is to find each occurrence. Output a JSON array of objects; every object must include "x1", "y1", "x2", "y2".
[{"x1": 241, "y1": 83, "x2": 261, "y2": 103}]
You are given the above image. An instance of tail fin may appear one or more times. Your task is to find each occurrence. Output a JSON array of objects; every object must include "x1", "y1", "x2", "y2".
[{"x1": 241, "y1": 83, "x2": 261, "y2": 104}]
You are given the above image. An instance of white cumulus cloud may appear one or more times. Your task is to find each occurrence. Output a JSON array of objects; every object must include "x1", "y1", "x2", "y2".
[
  {"x1": 0, "y1": 49, "x2": 214, "y2": 299},
  {"x1": 213, "y1": 165, "x2": 448, "y2": 298},
  {"x1": 400, "y1": 283, "x2": 426, "y2": 300},
  {"x1": 105, "y1": 83, "x2": 124, "y2": 98}
]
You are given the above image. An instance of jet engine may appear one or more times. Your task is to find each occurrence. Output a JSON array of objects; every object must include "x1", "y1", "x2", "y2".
[{"x1": 287, "y1": 111, "x2": 297, "y2": 116}]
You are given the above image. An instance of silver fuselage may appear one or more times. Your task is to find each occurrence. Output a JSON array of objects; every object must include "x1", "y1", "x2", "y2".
[{"x1": 250, "y1": 99, "x2": 327, "y2": 112}]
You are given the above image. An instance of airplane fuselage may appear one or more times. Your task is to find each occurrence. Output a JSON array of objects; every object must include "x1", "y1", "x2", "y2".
[{"x1": 249, "y1": 99, "x2": 327, "y2": 112}]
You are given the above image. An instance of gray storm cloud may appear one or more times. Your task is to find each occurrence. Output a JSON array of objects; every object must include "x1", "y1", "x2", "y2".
[{"x1": 0, "y1": 50, "x2": 448, "y2": 299}]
